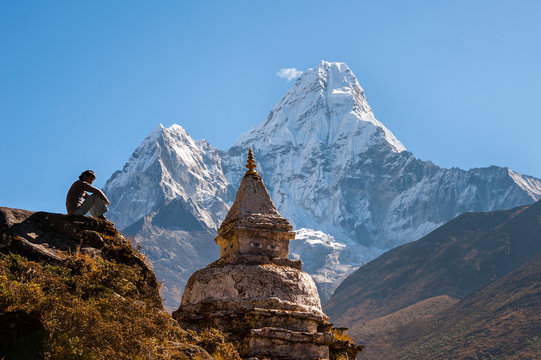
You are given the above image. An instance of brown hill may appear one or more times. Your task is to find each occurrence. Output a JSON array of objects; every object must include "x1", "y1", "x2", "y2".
[
  {"x1": 324, "y1": 200, "x2": 541, "y2": 359},
  {"x1": 349, "y1": 295, "x2": 459, "y2": 339},
  {"x1": 0, "y1": 207, "x2": 239, "y2": 360},
  {"x1": 345, "y1": 295, "x2": 459, "y2": 358},
  {"x1": 391, "y1": 252, "x2": 541, "y2": 359}
]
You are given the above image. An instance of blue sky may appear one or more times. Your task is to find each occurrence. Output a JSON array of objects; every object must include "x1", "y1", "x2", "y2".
[{"x1": 1, "y1": 0, "x2": 540, "y2": 214}]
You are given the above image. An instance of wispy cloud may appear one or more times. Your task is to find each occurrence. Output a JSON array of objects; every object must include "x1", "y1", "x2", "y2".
[{"x1": 276, "y1": 68, "x2": 303, "y2": 81}]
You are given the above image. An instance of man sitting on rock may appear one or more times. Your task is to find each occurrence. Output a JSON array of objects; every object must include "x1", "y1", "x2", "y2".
[{"x1": 66, "y1": 170, "x2": 110, "y2": 220}]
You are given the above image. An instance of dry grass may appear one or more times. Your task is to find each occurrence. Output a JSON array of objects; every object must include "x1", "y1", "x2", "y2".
[
  {"x1": 0, "y1": 248, "x2": 239, "y2": 360},
  {"x1": 351, "y1": 295, "x2": 459, "y2": 339}
]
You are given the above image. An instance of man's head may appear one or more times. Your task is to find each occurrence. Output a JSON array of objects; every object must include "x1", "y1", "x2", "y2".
[{"x1": 79, "y1": 170, "x2": 96, "y2": 183}]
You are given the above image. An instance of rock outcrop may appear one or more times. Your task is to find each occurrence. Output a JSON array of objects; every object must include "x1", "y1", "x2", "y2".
[
  {"x1": 173, "y1": 151, "x2": 362, "y2": 360},
  {"x1": 0, "y1": 207, "x2": 239, "y2": 360},
  {"x1": 0, "y1": 207, "x2": 161, "y2": 306}
]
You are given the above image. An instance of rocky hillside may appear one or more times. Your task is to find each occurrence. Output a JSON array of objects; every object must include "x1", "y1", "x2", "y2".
[
  {"x1": 323, "y1": 200, "x2": 541, "y2": 359},
  {"x1": 0, "y1": 207, "x2": 239, "y2": 360}
]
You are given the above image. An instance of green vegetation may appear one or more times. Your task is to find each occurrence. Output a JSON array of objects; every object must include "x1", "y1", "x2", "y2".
[{"x1": 0, "y1": 243, "x2": 240, "y2": 359}]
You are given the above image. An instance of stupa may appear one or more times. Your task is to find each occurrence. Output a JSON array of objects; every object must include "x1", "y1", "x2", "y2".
[{"x1": 173, "y1": 149, "x2": 362, "y2": 359}]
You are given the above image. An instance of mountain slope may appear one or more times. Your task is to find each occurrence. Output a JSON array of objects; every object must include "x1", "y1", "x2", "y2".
[
  {"x1": 103, "y1": 61, "x2": 541, "y2": 308},
  {"x1": 123, "y1": 197, "x2": 220, "y2": 311},
  {"x1": 392, "y1": 252, "x2": 541, "y2": 359},
  {"x1": 104, "y1": 124, "x2": 230, "y2": 231},
  {"x1": 323, "y1": 200, "x2": 541, "y2": 359}
]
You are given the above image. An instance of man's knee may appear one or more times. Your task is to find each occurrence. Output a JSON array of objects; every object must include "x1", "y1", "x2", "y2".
[{"x1": 88, "y1": 193, "x2": 100, "y2": 201}]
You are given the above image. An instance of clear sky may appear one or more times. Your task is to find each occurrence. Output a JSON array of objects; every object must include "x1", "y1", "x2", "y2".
[{"x1": 1, "y1": 0, "x2": 540, "y2": 214}]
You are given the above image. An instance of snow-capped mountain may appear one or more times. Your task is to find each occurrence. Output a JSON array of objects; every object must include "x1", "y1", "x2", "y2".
[
  {"x1": 105, "y1": 124, "x2": 230, "y2": 231},
  {"x1": 104, "y1": 61, "x2": 541, "y2": 309},
  {"x1": 224, "y1": 61, "x2": 541, "y2": 279}
]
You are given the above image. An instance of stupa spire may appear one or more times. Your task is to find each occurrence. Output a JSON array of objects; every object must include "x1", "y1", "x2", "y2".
[
  {"x1": 214, "y1": 149, "x2": 294, "y2": 260},
  {"x1": 245, "y1": 148, "x2": 258, "y2": 176}
]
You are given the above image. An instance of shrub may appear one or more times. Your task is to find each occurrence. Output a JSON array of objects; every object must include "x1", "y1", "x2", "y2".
[{"x1": 0, "y1": 249, "x2": 239, "y2": 360}]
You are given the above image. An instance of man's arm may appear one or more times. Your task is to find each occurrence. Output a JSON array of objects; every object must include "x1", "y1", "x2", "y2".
[{"x1": 82, "y1": 183, "x2": 110, "y2": 205}]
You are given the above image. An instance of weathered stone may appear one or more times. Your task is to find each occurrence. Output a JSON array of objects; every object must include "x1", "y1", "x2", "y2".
[
  {"x1": 215, "y1": 174, "x2": 295, "y2": 261},
  {"x1": 80, "y1": 230, "x2": 105, "y2": 248},
  {"x1": 0, "y1": 206, "x2": 163, "y2": 307},
  {"x1": 243, "y1": 327, "x2": 333, "y2": 360},
  {"x1": 181, "y1": 263, "x2": 324, "y2": 315},
  {"x1": 173, "y1": 152, "x2": 362, "y2": 359}
]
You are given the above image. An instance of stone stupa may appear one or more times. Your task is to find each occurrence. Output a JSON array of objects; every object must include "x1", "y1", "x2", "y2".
[{"x1": 173, "y1": 149, "x2": 362, "y2": 359}]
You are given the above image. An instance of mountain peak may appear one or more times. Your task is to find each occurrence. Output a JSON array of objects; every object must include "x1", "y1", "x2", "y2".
[
  {"x1": 104, "y1": 123, "x2": 230, "y2": 230},
  {"x1": 317, "y1": 60, "x2": 356, "y2": 84},
  {"x1": 234, "y1": 61, "x2": 406, "y2": 154}
]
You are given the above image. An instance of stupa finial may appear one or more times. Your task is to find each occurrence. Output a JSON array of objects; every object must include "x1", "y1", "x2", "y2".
[{"x1": 245, "y1": 148, "x2": 258, "y2": 175}]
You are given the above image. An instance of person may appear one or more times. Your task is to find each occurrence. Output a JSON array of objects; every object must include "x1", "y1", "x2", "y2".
[{"x1": 66, "y1": 170, "x2": 110, "y2": 219}]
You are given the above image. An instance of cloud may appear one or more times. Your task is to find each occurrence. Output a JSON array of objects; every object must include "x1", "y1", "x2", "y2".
[{"x1": 276, "y1": 68, "x2": 303, "y2": 81}]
